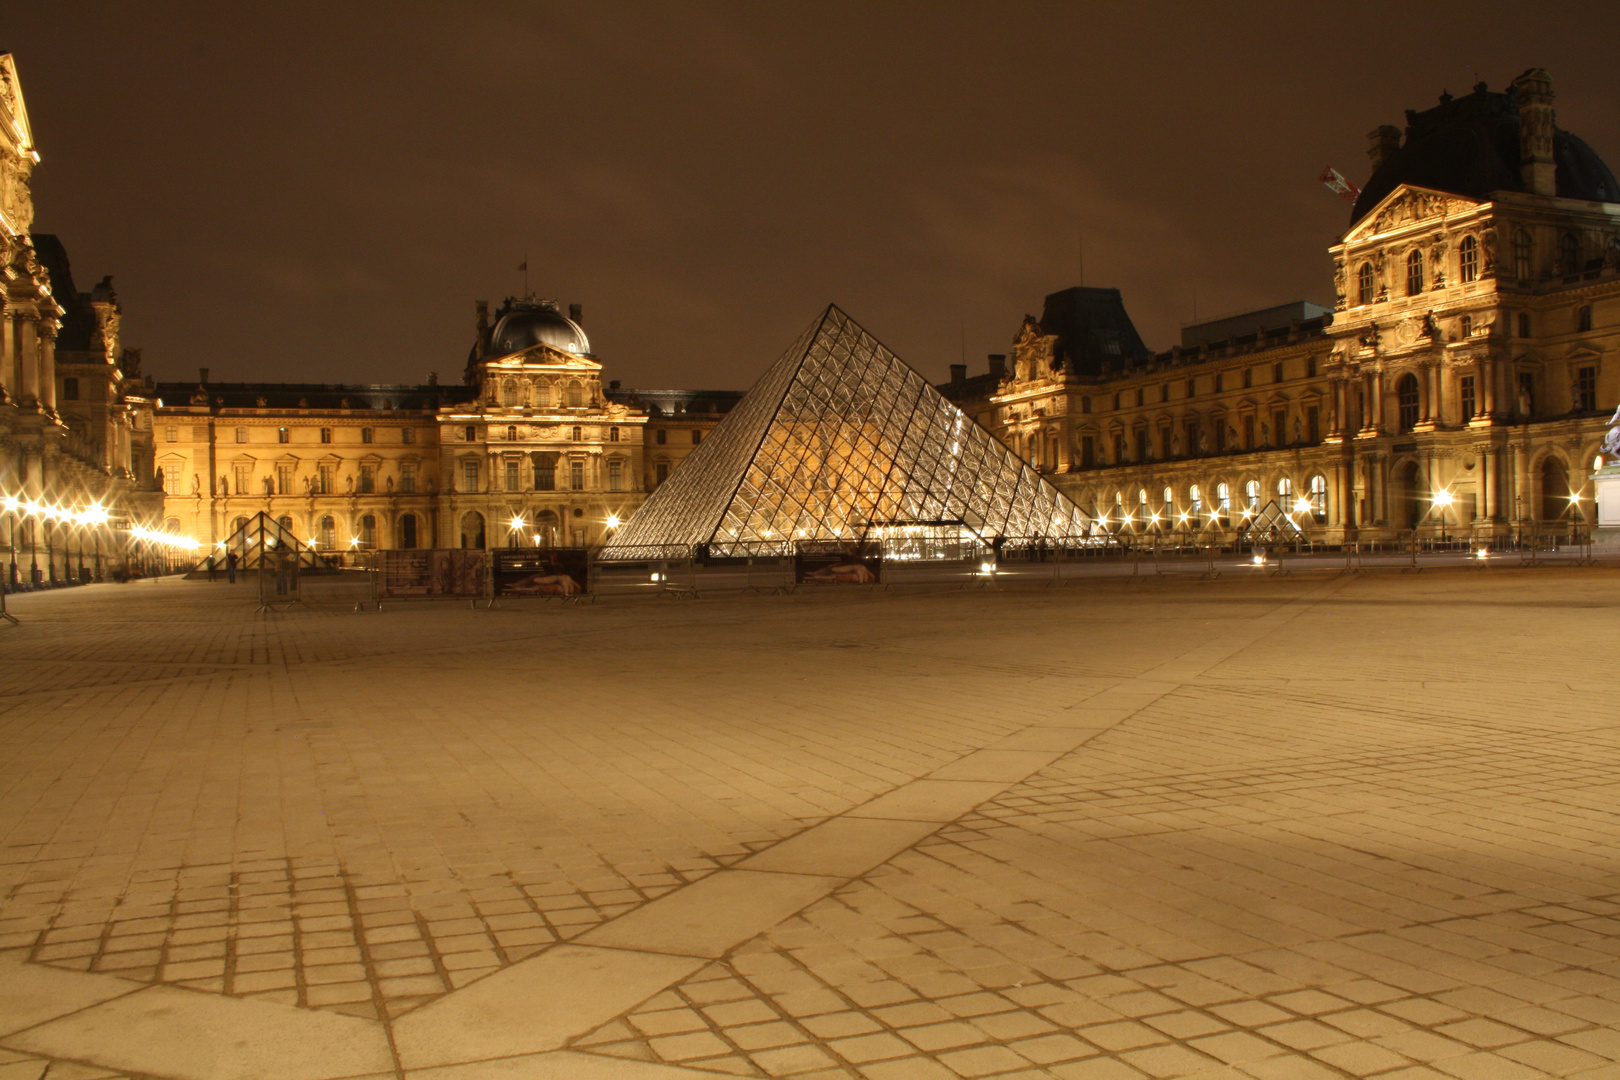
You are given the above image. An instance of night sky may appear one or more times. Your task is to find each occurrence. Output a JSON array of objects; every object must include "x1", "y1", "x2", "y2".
[{"x1": 7, "y1": 4, "x2": 1620, "y2": 391}]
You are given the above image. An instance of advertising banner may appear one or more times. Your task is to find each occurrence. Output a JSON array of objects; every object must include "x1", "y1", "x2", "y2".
[
  {"x1": 377, "y1": 550, "x2": 487, "y2": 599},
  {"x1": 492, "y1": 548, "x2": 590, "y2": 597},
  {"x1": 794, "y1": 541, "x2": 882, "y2": 585}
]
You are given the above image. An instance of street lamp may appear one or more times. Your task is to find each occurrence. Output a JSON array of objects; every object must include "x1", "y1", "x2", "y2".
[{"x1": 1432, "y1": 490, "x2": 1454, "y2": 544}]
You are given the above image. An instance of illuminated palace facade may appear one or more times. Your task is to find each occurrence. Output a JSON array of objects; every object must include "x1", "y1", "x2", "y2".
[
  {"x1": 946, "y1": 70, "x2": 1620, "y2": 542},
  {"x1": 149, "y1": 300, "x2": 739, "y2": 555},
  {"x1": 1, "y1": 54, "x2": 161, "y2": 583}
]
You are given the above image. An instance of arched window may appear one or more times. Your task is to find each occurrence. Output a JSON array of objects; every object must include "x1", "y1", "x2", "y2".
[
  {"x1": 1559, "y1": 232, "x2": 1579, "y2": 275},
  {"x1": 1162, "y1": 486, "x2": 1173, "y2": 507},
  {"x1": 610, "y1": 427, "x2": 620, "y2": 442},
  {"x1": 507, "y1": 425, "x2": 518, "y2": 442},
  {"x1": 1458, "y1": 235, "x2": 1479, "y2": 283},
  {"x1": 399, "y1": 513, "x2": 418, "y2": 549},
  {"x1": 278, "y1": 515, "x2": 294, "y2": 534},
  {"x1": 165, "y1": 517, "x2": 182, "y2": 535},
  {"x1": 1396, "y1": 373, "x2": 1421, "y2": 433},
  {"x1": 1406, "y1": 249, "x2": 1424, "y2": 295},
  {"x1": 1188, "y1": 485, "x2": 1203, "y2": 517},
  {"x1": 1277, "y1": 477, "x2": 1293, "y2": 501},
  {"x1": 1244, "y1": 479, "x2": 1260, "y2": 510},
  {"x1": 501, "y1": 379, "x2": 519, "y2": 406},
  {"x1": 460, "y1": 511, "x2": 486, "y2": 550},
  {"x1": 360, "y1": 514, "x2": 376, "y2": 548},
  {"x1": 567, "y1": 381, "x2": 583, "y2": 408},
  {"x1": 318, "y1": 515, "x2": 336, "y2": 550},
  {"x1": 1357, "y1": 263, "x2": 1375, "y2": 305},
  {"x1": 1138, "y1": 488, "x2": 1148, "y2": 508},
  {"x1": 1308, "y1": 475, "x2": 1327, "y2": 523},
  {"x1": 1459, "y1": 315, "x2": 1472, "y2": 339},
  {"x1": 1215, "y1": 482, "x2": 1231, "y2": 524},
  {"x1": 1513, "y1": 228, "x2": 1532, "y2": 281},
  {"x1": 571, "y1": 425, "x2": 582, "y2": 442}
]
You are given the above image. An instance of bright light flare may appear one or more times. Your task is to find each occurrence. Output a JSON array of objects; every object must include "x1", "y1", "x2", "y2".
[
  {"x1": 606, "y1": 514, "x2": 621, "y2": 528},
  {"x1": 1432, "y1": 490, "x2": 1454, "y2": 508},
  {"x1": 130, "y1": 526, "x2": 200, "y2": 551}
]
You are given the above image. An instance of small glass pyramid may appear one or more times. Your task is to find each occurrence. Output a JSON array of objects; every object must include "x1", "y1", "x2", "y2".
[{"x1": 601, "y1": 305, "x2": 1093, "y2": 560}]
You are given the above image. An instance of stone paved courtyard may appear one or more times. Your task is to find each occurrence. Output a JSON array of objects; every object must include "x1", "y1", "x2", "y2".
[{"x1": 2, "y1": 568, "x2": 1620, "y2": 1080}]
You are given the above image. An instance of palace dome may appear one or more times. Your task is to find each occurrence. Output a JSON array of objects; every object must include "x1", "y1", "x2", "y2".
[
  {"x1": 487, "y1": 300, "x2": 591, "y2": 358},
  {"x1": 1351, "y1": 78, "x2": 1620, "y2": 224}
]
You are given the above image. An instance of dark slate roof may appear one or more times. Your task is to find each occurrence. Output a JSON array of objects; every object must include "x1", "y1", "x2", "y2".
[
  {"x1": 605, "y1": 387, "x2": 742, "y2": 417},
  {"x1": 1037, "y1": 287, "x2": 1153, "y2": 376},
  {"x1": 30, "y1": 234, "x2": 97, "y2": 353},
  {"x1": 1351, "y1": 82, "x2": 1620, "y2": 224},
  {"x1": 153, "y1": 382, "x2": 475, "y2": 412}
]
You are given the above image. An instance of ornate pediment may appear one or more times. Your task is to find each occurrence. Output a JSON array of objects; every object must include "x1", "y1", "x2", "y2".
[
  {"x1": 490, "y1": 343, "x2": 601, "y2": 371},
  {"x1": 1345, "y1": 185, "x2": 1481, "y2": 243}
]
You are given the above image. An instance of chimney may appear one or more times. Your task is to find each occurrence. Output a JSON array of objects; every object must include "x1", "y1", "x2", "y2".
[
  {"x1": 569, "y1": 303, "x2": 583, "y2": 325},
  {"x1": 1367, "y1": 125, "x2": 1402, "y2": 172},
  {"x1": 199, "y1": 367, "x2": 209, "y2": 385},
  {"x1": 987, "y1": 354, "x2": 1007, "y2": 379},
  {"x1": 1512, "y1": 68, "x2": 1557, "y2": 196},
  {"x1": 609, "y1": 379, "x2": 620, "y2": 391},
  {"x1": 949, "y1": 363, "x2": 966, "y2": 386}
]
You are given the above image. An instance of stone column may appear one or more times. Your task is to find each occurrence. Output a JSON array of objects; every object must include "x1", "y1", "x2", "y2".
[
  {"x1": 1332, "y1": 381, "x2": 1346, "y2": 437},
  {"x1": 17, "y1": 316, "x2": 39, "y2": 403},
  {"x1": 1482, "y1": 358, "x2": 1497, "y2": 417},
  {"x1": 1427, "y1": 364, "x2": 1441, "y2": 424},
  {"x1": 37, "y1": 324, "x2": 56, "y2": 411},
  {"x1": 1370, "y1": 371, "x2": 1385, "y2": 430},
  {"x1": 0, "y1": 308, "x2": 14, "y2": 397},
  {"x1": 1513, "y1": 444, "x2": 1531, "y2": 523}
]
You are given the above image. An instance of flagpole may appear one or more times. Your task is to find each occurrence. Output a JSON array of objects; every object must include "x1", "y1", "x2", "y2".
[{"x1": 523, "y1": 254, "x2": 528, "y2": 298}]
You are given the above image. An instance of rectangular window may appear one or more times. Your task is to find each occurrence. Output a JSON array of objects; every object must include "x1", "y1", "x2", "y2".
[
  {"x1": 1113, "y1": 435, "x2": 1125, "y2": 463},
  {"x1": 1135, "y1": 388, "x2": 1144, "y2": 407},
  {"x1": 1576, "y1": 366, "x2": 1597, "y2": 412},
  {"x1": 1578, "y1": 305, "x2": 1594, "y2": 332},
  {"x1": 401, "y1": 427, "x2": 414, "y2": 444},
  {"x1": 1306, "y1": 356, "x2": 1317, "y2": 378},
  {"x1": 1186, "y1": 378, "x2": 1196, "y2": 397},
  {"x1": 277, "y1": 464, "x2": 293, "y2": 494},
  {"x1": 655, "y1": 462, "x2": 669, "y2": 485},
  {"x1": 1134, "y1": 429, "x2": 1148, "y2": 461},
  {"x1": 691, "y1": 429, "x2": 702, "y2": 445},
  {"x1": 61, "y1": 377, "x2": 79, "y2": 400},
  {"x1": 1518, "y1": 312, "x2": 1531, "y2": 337},
  {"x1": 656, "y1": 429, "x2": 667, "y2": 445},
  {"x1": 609, "y1": 459, "x2": 623, "y2": 491},
  {"x1": 166, "y1": 426, "x2": 178, "y2": 443},
  {"x1": 1273, "y1": 362, "x2": 1284, "y2": 383},
  {"x1": 1214, "y1": 373, "x2": 1224, "y2": 393},
  {"x1": 1185, "y1": 420, "x2": 1199, "y2": 454},
  {"x1": 1274, "y1": 410, "x2": 1287, "y2": 445},
  {"x1": 505, "y1": 460, "x2": 519, "y2": 491},
  {"x1": 1243, "y1": 415, "x2": 1255, "y2": 449},
  {"x1": 534, "y1": 459, "x2": 555, "y2": 491},
  {"x1": 462, "y1": 460, "x2": 479, "y2": 492},
  {"x1": 1461, "y1": 375, "x2": 1477, "y2": 420},
  {"x1": 570, "y1": 460, "x2": 584, "y2": 490},
  {"x1": 234, "y1": 465, "x2": 250, "y2": 494},
  {"x1": 1112, "y1": 393, "x2": 1121, "y2": 411},
  {"x1": 1214, "y1": 424, "x2": 1226, "y2": 453},
  {"x1": 278, "y1": 427, "x2": 289, "y2": 443},
  {"x1": 161, "y1": 468, "x2": 180, "y2": 495},
  {"x1": 1307, "y1": 407, "x2": 1320, "y2": 444},
  {"x1": 1243, "y1": 368, "x2": 1253, "y2": 389},
  {"x1": 1080, "y1": 436, "x2": 1095, "y2": 467},
  {"x1": 464, "y1": 425, "x2": 477, "y2": 442},
  {"x1": 361, "y1": 428, "x2": 373, "y2": 444},
  {"x1": 400, "y1": 463, "x2": 416, "y2": 493},
  {"x1": 1160, "y1": 428, "x2": 1171, "y2": 459},
  {"x1": 1160, "y1": 385, "x2": 1169, "y2": 403},
  {"x1": 235, "y1": 427, "x2": 247, "y2": 443},
  {"x1": 317, "y1": 465, "x2": 334, "y2": 494},
  {"x1": 320, "y1": 428, "x2": 332, "y2": 444},
  {"x1": 360, "y1": 465, "x2": 375, "y2": 494}
]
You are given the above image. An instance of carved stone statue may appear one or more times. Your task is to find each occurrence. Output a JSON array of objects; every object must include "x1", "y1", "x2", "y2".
[
  {"x1": 191, "y1": 473, "x2": 201, "y2": 494},
  {"x1": 345, "y1": 475, "x2": 354, "y2": 494},
  {"x1": 1294, "y1": 417, "x2": 1304, "y2": 442},
  {"x1": 1517, "y1": 385, "x2": 1533, "y2": 418},
  {"x1": 1603, "y1": 405, "x2": 1620, "y2": 461}
]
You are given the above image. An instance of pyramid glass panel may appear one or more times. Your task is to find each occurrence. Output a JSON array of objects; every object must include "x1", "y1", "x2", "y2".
[{"x1": 600, "y1": 305, "x2": 1093, "y2": 560}]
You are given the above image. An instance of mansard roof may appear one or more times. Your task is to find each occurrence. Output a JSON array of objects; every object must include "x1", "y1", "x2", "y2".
[
  {"x1": 1351, "y1": 80, "x2": 1620, "y2": 224},
  {"x1": 153, "y1": 381, "x2": 476, "y2": 412},
  {"x1": 1037, "y1": 287, "x2": 1153, "y2": 376}
]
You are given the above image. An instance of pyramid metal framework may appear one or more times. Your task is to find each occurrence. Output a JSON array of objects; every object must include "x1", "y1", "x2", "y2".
[
  {"x1": 218, "y1": 512, "x2": 327, "y2": 570},
  {"x1": 601, "y1": 305, "x2": 1092, "y2": 560}
]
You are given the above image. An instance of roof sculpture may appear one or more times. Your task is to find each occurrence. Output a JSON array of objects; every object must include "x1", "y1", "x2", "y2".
[{"x1": 600, "y1": 304, "x2": 1092, "y2": 560}]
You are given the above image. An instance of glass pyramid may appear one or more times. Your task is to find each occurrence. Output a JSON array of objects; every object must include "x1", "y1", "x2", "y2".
[{"x1": 601, "y1": 305, "x2": 1092, "y2": 560}]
